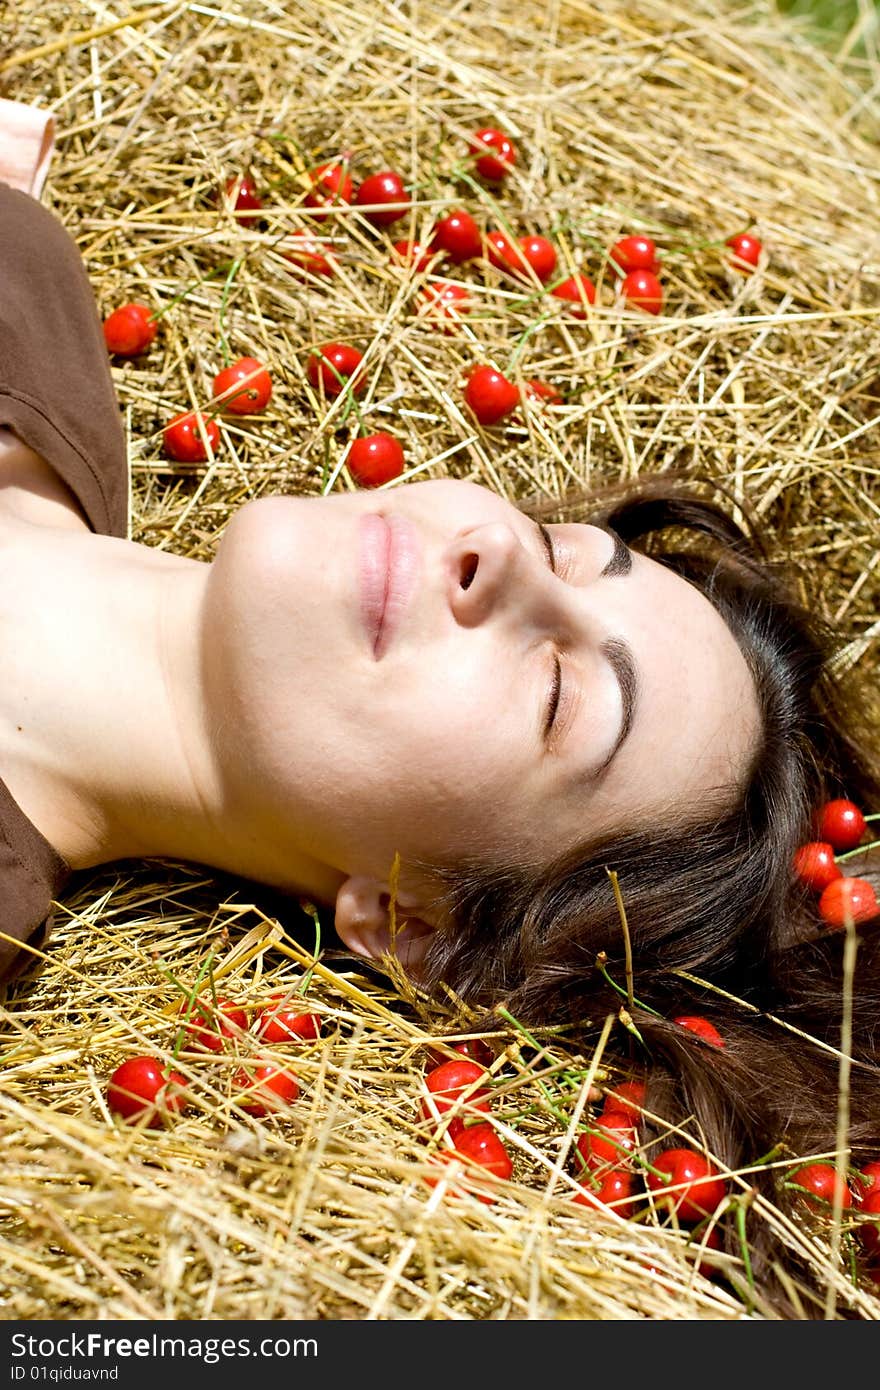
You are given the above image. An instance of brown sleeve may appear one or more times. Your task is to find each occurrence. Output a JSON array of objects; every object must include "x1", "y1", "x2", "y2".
[
  {"x1": 0, "y1": 182, "x2": 129, "y2": 537},
  {"x1": 0, "y1": 779, "x2": 69, "y2": 986}
]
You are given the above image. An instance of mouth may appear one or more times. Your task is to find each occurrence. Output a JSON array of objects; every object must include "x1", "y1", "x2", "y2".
[{"x1": 358, "y1": 512, "x2": 421, "y2": 658}]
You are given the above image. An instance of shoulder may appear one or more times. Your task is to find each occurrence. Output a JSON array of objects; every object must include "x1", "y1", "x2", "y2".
[{"x1": 0, "y1": 428, "x2": 91, "y2": 532}]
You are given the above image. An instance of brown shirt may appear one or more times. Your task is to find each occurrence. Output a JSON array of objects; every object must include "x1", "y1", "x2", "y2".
[{"x1": 0, "y1": 182, "x2": 129, "y2": 982}]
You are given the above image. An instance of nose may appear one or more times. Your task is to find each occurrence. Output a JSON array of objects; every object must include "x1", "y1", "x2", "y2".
[{"x1": 446, "y1": 521, "x2": 567, "y2": 634}]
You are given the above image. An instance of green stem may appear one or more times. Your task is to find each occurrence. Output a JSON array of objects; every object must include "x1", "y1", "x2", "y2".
[
  {"x1": 594, "y1": 959, "x2": 663, "y2": 1018},
  {"x1": 296, "y1": 903, "x2": 322, "y2": 994},
  {"x1": 217, "y1": 257, "x2": 243, "y2": 369},
  {"x1": 492, "y1": 1006, "x2": 576, "y2": 1126},
  {"x1": 148, "y1": 258, "x2": 241, "y2": 323},
  {"x1": 735, "y1": 1200, "x2": 756, "y2": 1297}
]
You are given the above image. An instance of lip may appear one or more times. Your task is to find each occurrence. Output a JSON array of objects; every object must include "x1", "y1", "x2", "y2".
[{"x1": 358, "y1": 512, "x2": 421, "y2": 658}]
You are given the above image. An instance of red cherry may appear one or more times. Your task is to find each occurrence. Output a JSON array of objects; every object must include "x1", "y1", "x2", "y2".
[
  {"x1": 354, "y1": 171, "x2": 410, "y2": 226},
  {"x1": 103, "y1": 303, "x2": 157, "y2": 357},
  {"x1": 858, "y1": 1189, "x2": 880, "y2": 1258},
  {"x1": 725, "y1": 232, "x2": 763, "y2": 272},
  {"x1": 816, "y1": 799, "x2": 867, "y2": 852},
  {"x1": 431, "y1": 209, "x2": 482, "y2": 264},
  {"x1": 304, "y1": 160, "x2": 354, "y2": 218},
  {"x1": 551, "y1": 274, "x2": 597, "y2": 318},
  {"x1": 610, "y1": 235, "x2": 659, "y2": 274},
  {"x1": 646, "y1": 1148, "x2": 726, "y2": 1223},
  {"x1": 418, "y1": 280, "x2": 471, "y2": 332},
  {"x1": 212, "y1": 356, "x2": 272, "y2": 415},
  {"x1": 419, "y1": 1058, "x2": 491, "y2": 1124},
  {"x1": 855, "y1": 1161, "x2": 880, "y2": 1205},
  {"x1": 221, "y1": 174, "x2": 263, "y2": 223},
  {"x1": 423, "y1": 1128, "x2": 509, "y2": 1203},
  {"x1": 106, "y1": 1056, "x2": 188, "y2": 1127},
  {"x1": 523, "y1": 379, "x2": 563, "y2": 405},
  {"x1": 426, "y1": 1038, "x2": 495, "y2": 1070},
  {"x1": 346, "y1": 433, "x2": 405, "y2": 488},
  {"x1": 179, "y1": 996, "x2": 249, "y2": 1053},
  {"x1": 573, "y1": 1166, "x2": 636, "y2": 1217},
  {"x1": 515, "y1": 235, "x2": 557, "y2": 282},
  {"x1": 790, "y1": 1162, "x2": 853, "y2": 1214},
  {"x1": 483, "y1": 230, "x2": 556, "y2": 282},
  {"x1": 232, "y1": 1061, "x2": 299, "y2": 1116},
  {"x1": 450, "y1": 1123, "x2": 513, "y2": 1181},
  {"x1": 468, "y1": 127, "x2": 517, "y2": 181},
  {"x1": 484, "y1": 228, "x2": 517, "y2": 271},
  {"x1": 463, "y1": 364, "x2": 519, "y2": 426},
  {"x1": 818, "y1": 876, "x2": 878, "y2": 929},
  {"x1": 673, "y1": 1016, "x2": 725, "y2": 1049},
  {"x1": 306, "y1": 342, "x2": 365, "y2": 398},
  {"x1": 163, "y1": 411, "x2": 220, "y2": 463},
  {"x1": 283, "y1": 231, "x2": 336, "y2": 278},
  {"x1": 621, "y1": 268, "x2": 663, "y2": 315},
  {"x1": 575, "y1": 1114, "x2": 638, "y2": 1172},
  {"x1": 256, "y1": 1005, "x2": 322, "y2": 1044},
  {"x1": 793, "y1": 841, "x2": 842, "y2": 894},
  {"x1": 601, "y1": 1080, "x2": 646, "y2": 1124},
  {"x1": 391, "y1": 240, "x2": 435, "y2": 272}
]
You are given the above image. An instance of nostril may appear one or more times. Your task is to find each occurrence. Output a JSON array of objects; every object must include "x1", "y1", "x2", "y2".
[{"x1": 460, "y1": 554, "x2": 478, "y2": 590}]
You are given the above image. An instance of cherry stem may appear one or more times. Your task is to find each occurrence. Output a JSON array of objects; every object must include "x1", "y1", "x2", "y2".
[
  {"x1": 593, "y1": 956, "x2": 662, "y2": 1018},
  {"x1": 734, "y1": 1199, "x2": 756, "y2": 1297},
  {"x1": 837, "y1": 836, "x2": 880, "y2": 862},
  {"x1": 492, "y1": 1006, "x2": 572, "y2": 1125},
  {"x1": 154, "y1": 944, "x2": 221, "y2": 1060},
  {"x1": 295, "y1": 901, "x2": 322, "y2": 994},
  {"x1": 217, "y1": 257, "x2": 243, "y2": 369},
  {"x1": 147, "y1": 257, "x2": 241, "y2": 323}
]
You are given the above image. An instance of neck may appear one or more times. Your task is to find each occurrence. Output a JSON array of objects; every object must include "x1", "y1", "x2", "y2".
[{"x1": 0, "y1": 521, "x2": 344, "y2": 906}]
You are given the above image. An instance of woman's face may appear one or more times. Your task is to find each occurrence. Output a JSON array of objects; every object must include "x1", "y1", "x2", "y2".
[{"x1": 202, "y1": 479, "x2": 760, "y2": 899}]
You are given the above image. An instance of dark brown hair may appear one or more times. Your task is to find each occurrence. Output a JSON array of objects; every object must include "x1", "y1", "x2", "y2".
[{"x1": 415, "y1": 471, "x2": 880, "y2": 1316}]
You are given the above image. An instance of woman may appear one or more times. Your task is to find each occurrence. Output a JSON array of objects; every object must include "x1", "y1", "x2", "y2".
[{"x1": 3, "y1": 134, "x2": 879, "y2": 1314}]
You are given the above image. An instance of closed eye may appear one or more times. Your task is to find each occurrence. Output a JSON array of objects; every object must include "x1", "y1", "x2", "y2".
[{"x1": 536, "y1": 522, "x2": 563, "y2": 735}]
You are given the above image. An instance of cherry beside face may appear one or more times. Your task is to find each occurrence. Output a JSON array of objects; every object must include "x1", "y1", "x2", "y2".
[
  {"x1": 346, "y1": 434, "x2": 405, "y2": 488},
  {"x1": 464, "y1": 365, "x2": 520, "y2": 425}
]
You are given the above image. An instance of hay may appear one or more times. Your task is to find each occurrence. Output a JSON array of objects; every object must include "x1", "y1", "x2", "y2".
[{"x1": 2, "y1": 0, "x2": 879, "y2": 1321}]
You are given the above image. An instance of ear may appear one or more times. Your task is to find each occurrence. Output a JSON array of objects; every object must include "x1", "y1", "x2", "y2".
[{"x1": 333, "y1": 874, "x2": 437, "y2": 975}]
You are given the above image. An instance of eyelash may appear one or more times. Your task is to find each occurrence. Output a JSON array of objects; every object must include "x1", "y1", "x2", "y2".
[{"x1": 537, "y1": 523, "x2": 563, "y2": 736}]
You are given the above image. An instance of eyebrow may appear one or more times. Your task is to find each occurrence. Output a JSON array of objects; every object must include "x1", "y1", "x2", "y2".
[{"x1": 587, "y1": 531, "x2": 639, "y2": 781}]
